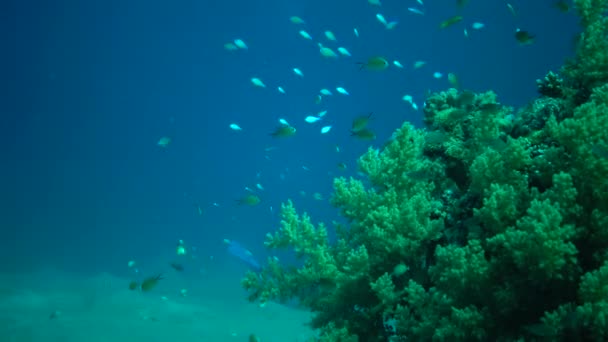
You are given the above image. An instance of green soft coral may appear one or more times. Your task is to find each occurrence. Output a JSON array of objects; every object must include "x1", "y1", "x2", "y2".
[
  {"x1": 242, "y1": 5, "x2": 608, "y2": 341},
  {"x1": 548, "y1": 84, "x2": 608, "y2": 205},
  {"x1": 430, "y1": 240, "x2": 490, "y2": 301},
  {"x1": 563, "y1": 0, "x2": 608, "y2": 93},
  {"x1": 576, "y1": 261, "x2": 608, "y2": 340},
  {"x1": 487, "y1": 198, "x2": 579, "y2": 281},
  {"x1": 539, "y1": 260, "x2": 608, "y2": 340},
  {"x1": 473, "y1": 183, "x2": 521, "y2": 235}
]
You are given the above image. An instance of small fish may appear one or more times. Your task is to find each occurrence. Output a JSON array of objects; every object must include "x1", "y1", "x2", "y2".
[
  {"x1": 289, "y1": 16, "x2": 305, "y2": 24},
  {"x1": 337, "y1": 47, "x2": 351, "y2": 56},
  {"x1": 293, "y1": 68, "x2": 304, "y2": 77},
  {"x1": 270, "y1": 125, "x2": 296, "y2": 137},
  {"x1": 376, "y1": 13, "x2": 387, "y2": 26},
  {"x1": 277, "y1": 86, "x2": 285, "y2": 94},
  {"x1": 351, "y1": 112, "x2": 373, "y2": 132},
  {"x1": 337, "y1": 162, "x2": 347, "y2": 170},
  {"x1": 224, "y1": 239, "x2": 261, "y2": 270},
  {"x1": 515, "y1": 29, "x2": 535, "y2": 45},
  {"x1": 506, "y1": 3, "x2": 517, "y2": 16},
  {"x1": 408, "y1": 7, "x2": 425, "y2": 15},
  {"x1": 368, "y1": 0, "x2": 381, "y2": 6},
  {"x1": 471, "y1": 22, "x2": 485, "y2": 30},
  {"x1": 321, "y1": 125, "x2": 332, "y2": 134},
  {"x1": 403, "y1": 96, "x2": 418, "y2": 110},
  {"x1": 249, "y1": 334, "x2": 261, "y2": 342},
  {"x1": 385, "y1": 21, "x2": 398, "y2": 30},
  {"x1": 157, "y1": 136, "x2": 171, "y2": 148},
  {"x1": 170, "y1": 262, "x2": 184, "y2": 272},
  {"x1": 278, "y1": 118, "x2": 290, "y2": 126},
  {"x1": 140, "y1": 274, "x2": 164, "y2": 292},
  {"x1": 236, "y1": 194, "x2": 261, "y2": 206},
  {"x1": 320, "y1": 88, "x2": 333, "y2": 96},
  {"x1": 224, "y1": 42, "x2": 238, "y2": 51},
  {"x1": 128, "y1": 281, "x2": 139, "y2": 290},
  {"x1": 229, "y1": 123, "x2": 242, "y2": 131},
  {"x1": 305, "y1": 116, "x2": 321, "y2": 123},
  {"x1": 402, "y1": 94, "x2": 414, "y2": 104},
  {"x1": 251, "y1": 77, "x2": 266, "y2": 87},
  {"x1": 234, "y1": 39, "x2": 248, "y2": 50},
  {"x1": 312, "y1": 192, "x2": 324, "y2": 201},
  {"x1": 414, "y1": 60, "x2": 427, "y2": 69},
  {"x1": 448, "y1": 73, "x2": 460, "y2": 89},
  {"x1": 357, "y1": 56, "x2": 389, "y2": 71},
  {"x1": 324, "y1": 31, "x2": 337, "y2": 41},
  {"x1": 176, "y1": 240, "x2": 187, "y2": 255},
  {"x1": 336, "y1": 87, "x2": 350, "y2": 95},
  {"x1": 298, "y1": 30, "x2": 312, "y2": 40},
  {"x1": 440, "y1": 16, "x2": 463, "y2": 29},
  {"x1": 433, "y1": 72, "x2": 443, "y2": 79},
  {"x1": 554, "y1": 0, "x2": 570, "y2": 12},
  {"x1": 319, "y1": 45, "x2": 338, "y2": 58},
  {"x1": 351, "y1": 128, "x2": 376, "y2": 140},
  {"x1": 393, "y1": 60, "x2": 404, "y2": 68},
  {"x1": 354, "y1": 28, "x2": 359, "y2": 37}
]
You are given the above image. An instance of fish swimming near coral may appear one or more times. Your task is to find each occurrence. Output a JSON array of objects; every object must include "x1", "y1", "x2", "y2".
[
  {"x1": 351, "y1": 112, "x2": 373, "y2": 132},
  {"x1": 224, "y1": 239, "x2": 261, "y2": 271},
  {"x1": 270, "y1": 125, "x2": 297, "y2": 138},
  {"x1": 515, "y1": 29, "x2": 535, "y2": 45},
  {"x1": 170, "y1": 262, "x2": 184, "y2": 272},
  {"x1": 351, "y1": 128, "x2": 377, "y2": 140},
  {"x1": 128, "y1": 274, "x2": 164, "y2": 292},
  {"x1": 356, "y1": 56, "x2": 389, "y2": 71},
  {"x1": 236, "y1": 194, "x2": 261, "y2": 206}
]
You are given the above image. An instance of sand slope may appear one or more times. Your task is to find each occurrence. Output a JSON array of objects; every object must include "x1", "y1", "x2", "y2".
[{"x1": 0, "y1": 270, "x2": 314, "y2": 342}]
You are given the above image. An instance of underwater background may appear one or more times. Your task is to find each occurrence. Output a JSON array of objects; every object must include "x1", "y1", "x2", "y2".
[{"x1": 1, "y1": 0, "x2": 590, "y2": 341}]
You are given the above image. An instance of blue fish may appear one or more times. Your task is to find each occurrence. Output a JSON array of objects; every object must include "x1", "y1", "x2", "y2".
[{"x1": 224, "y1": 239, "x2": 261, "y2": 271}]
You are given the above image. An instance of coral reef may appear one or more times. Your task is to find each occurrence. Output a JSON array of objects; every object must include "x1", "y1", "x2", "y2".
[
  {"x1": 562, "y1": 0, "x2": 608, "y2": 104},
  {"x1": 537, "y1": 71, "x2": 564, "y2": 98},
  {"x1": 242, "y1": 1, "x2": 608, "y2": 340}
]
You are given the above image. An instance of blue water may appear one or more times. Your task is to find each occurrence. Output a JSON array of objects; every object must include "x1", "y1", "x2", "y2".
[{"x1": 2, "y1": 0, "x2": 577, "y2": 277}]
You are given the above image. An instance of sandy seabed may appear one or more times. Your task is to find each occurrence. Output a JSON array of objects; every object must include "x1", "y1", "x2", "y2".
[{"x1": 0, "y1": 269, "x2": 314, "y2": 342}]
